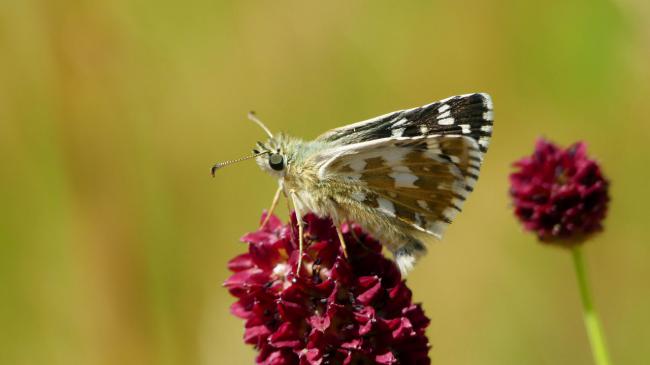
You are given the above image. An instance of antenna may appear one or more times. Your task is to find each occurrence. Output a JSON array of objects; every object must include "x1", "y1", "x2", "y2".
[
  {"x1": 248, "y1": 111, "x2": 273, "y2": 138},
  {"x1": 211, "y1": 151, "x2": 269, "y2": 177}
]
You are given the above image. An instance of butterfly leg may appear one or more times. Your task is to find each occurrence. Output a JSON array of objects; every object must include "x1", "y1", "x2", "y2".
[
  {"x1": 260, "y1": 185, "x2": 283, "y2": 228},
  {"x1": 289, "y1": 190, "x2": 305, "y2": 274},
  {"x1": 335, "y1": 225, "x2": 349, "y2": 259}
]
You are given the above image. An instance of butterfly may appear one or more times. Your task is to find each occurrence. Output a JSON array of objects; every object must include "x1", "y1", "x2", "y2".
[{"x1": 213, "y1": 93, "x2": 493, "y2": 275}]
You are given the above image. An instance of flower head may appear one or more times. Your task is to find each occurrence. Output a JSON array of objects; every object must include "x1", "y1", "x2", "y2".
[
  {"x1": 225, "y1": 213, "x2": 431, "y2": 365},
  {"x1": 509, "y1": 138, "x2": 610, "y2": 244}
]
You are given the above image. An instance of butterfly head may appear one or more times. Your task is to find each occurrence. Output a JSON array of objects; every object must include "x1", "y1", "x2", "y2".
[
  {"x1": 253, "y1": 135, "x2": 293, "y2": 178},
  {"x1": 211, "y1": 112, "x2": 289, "y2": 178}
]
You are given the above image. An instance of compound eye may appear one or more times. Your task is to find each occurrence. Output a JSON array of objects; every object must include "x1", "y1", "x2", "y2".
[{"x1": 269, "y1": 153, "x2": 284, "y2": 171}]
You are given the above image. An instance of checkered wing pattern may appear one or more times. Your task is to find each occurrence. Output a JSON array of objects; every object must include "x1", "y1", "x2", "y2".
[
  {"x1": 318, "y1": 135, "x2": 484, "y2": 238},
  {"x1": 318, "y1": 93, "x2": 493, "y2": 153}
]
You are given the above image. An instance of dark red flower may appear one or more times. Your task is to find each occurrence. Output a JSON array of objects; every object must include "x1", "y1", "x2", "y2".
[
  {"x1": 225, "y1": 213, "x2": 431, "y2": 365},
  {"x1": 509, "y1": 138, "x2": 610, "y2": 244}
]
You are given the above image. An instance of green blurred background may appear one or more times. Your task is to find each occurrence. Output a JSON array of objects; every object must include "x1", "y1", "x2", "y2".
[{"x1": 1, "y1": 1, "x2": 649, "y2": 364}]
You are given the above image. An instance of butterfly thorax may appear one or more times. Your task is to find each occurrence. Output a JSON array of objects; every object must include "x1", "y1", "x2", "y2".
[{"x1": 256, "y1": 133, "x2": 360, "y2": 219}]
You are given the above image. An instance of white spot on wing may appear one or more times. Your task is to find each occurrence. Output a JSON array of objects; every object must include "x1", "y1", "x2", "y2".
[
  {"x1": 443, "y1": 207, "x2": 459, "y2": 221},
  {"x1": 389, "y1": 172, "x2": 418, "y2": 188},
  {"x1": 469, "y1": 149, "x2": 482, "y2": 160},
  {"x1": 460, "y1": 124, "x2": 471, "y2": 134},
  {"x1": 377, "y1": 198, "x2": 396, "y2": 217},
  {"x1": 349, "y1": 159, "x2": 366, "y2": 172},
  {"x1": 451, "y1": 181, "x2": 468, "y2": 197},
  {"x1": 452, "y1": 197, "x2": 465, "y2": 209},
  {"x1": 393, "y1": 118, "x2": 408, "y2": 127},
  {"x1": 483, "y1": 111, "x2": 494, "y2": 121},
  {"x1": 465, "y1": 175, "x2": 478, "y2": 189},
  {"x1": 382, "y1": 148, "x2": 409, "y2": 165},
  {"x1": 392, "y1": 128, "x2": 405, "y2": 137},
  {"x1": 480, "y1": 125, "x2": 492, "y2": 133},
  {"x1": 437, "y1": 110, "x2": 451, "y2": 119},
  {"x1": 437, "y1": 117, "x2": 455, "y2": 126},
  {"x1": 478, "y1": 137, "x2": 490, "y2": 149},
  {"x1": 438, "y1": 104, "x2": 450, "y2": 113}
]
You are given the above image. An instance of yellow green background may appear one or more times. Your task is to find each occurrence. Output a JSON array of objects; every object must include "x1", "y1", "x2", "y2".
[{"x1": 1, "y1": 1, "x2": 649, "y2": 364}]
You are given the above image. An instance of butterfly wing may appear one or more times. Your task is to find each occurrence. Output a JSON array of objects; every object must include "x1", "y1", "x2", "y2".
[
  {"x1": 318, "y1": 93, "x2": 493, "y2": 153},
  {"x1": 314, "y1": 134, "x2": 484, "y2": 238}
]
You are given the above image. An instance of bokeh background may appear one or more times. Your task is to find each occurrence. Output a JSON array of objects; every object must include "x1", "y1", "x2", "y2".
[{"x1": 1, "y1": 1, "x2": 649, "y2": 364}]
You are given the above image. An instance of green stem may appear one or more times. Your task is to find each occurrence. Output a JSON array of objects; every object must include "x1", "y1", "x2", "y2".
[{"x1": 571, "y1": 246, "x2": 612, "y2": 365}]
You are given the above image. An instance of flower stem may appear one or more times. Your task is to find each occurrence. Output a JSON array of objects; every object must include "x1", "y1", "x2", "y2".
[{"x1": 571, "y1": 246, "x2": 612, "y2": 365}]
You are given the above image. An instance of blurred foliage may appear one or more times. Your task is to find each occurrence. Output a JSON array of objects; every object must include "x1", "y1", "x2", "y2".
[{"x1": 1, "y1": 1, "x2": 649, "y2": 364}]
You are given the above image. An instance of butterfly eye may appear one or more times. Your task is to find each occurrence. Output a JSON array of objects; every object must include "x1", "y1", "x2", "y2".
[{"x1": 269, "y1": 153, "x2": 284, "y2": 171}]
